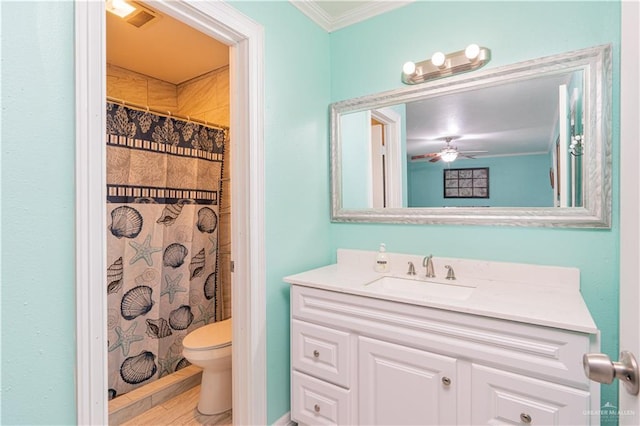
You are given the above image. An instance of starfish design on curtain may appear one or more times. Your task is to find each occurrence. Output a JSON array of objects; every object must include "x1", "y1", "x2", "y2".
[
  {"x1": 129, "y1": 234, "x2": 162, "y2": 266},
  {"x1": 208, "y1": 235, "x2": 218, "y2": 255},
  {"x1": 157, "y1": 354, "x2": 182, "y2": 378},
  {"x1": 193, "y1": 300, "x2": 216, "y2": 326},
  {"x1": 161, "y1": 272, "x2": 186, "y2": 304},
  {"x1": 108, "y1": 322, "x2": 144, "y2": 356}
]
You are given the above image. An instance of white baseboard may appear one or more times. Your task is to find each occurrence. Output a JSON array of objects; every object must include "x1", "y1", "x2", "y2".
[{"x1": 272, "y1": 411, "x2": 296, "y2": 426}]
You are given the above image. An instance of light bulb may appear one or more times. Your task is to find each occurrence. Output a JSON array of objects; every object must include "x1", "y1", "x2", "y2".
[
  {"x1": 402, "y1": 61, "x2": 416, "y2": 75},
  {"x1": 465, "y1": 43, "x2": 481, "y2": 60},
  {"x1": 440, "y1": 149, "x2": 458, "y2": 162},
  {"x1": 107, "y1": 0, "x2": 136, "y2": 17},
  {"x1": 431, "y1": 51, "x2": 446, "y2": 67}
]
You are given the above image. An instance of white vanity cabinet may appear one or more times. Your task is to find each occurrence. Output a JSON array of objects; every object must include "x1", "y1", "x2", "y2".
[{"x1": 289, "y1": 284, "x2": 599, "y2": 426}]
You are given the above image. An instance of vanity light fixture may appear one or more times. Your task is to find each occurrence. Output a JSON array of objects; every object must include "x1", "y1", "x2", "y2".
[
  {"x1": 570, "y1": 133, "x2": 584, "y2": 156},
  {"x1": 570, "y1": 118, "x2": 584, "y2": 156},
  {"x1": 402, "y1": 44, "x2": 491, "y2": 85},
  {"x1": 106, "y1": 0, "x2": 137, "y2": 18}
]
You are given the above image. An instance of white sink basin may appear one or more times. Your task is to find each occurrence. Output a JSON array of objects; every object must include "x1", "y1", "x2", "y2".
[{"x1": 364, "y1": 276, "x2": 475, "y2": 301}]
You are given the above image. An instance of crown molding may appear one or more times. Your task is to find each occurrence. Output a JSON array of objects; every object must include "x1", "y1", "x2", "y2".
[
  {"x1": 290, "y1": 0, "x2": 414, "y2": 32},
  {"x1": 290, "y1": 0, "x2": 333, "y2": 31}
]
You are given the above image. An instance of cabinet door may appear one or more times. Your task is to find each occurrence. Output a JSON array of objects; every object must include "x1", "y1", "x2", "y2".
[
  {"x1": 359, "y1": 336, "x2": 457, "y2": 425},
  {"x1": 471, "y1": 364, "x2": 591, "y2": 425}
]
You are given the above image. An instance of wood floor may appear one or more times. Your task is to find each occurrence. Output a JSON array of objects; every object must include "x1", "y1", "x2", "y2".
[{"x1": 120, "y1": 385, "x2": 232, "y2": 426}]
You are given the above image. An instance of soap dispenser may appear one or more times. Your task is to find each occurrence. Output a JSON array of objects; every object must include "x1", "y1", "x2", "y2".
[{"x1": 374, "y1": 243, "x2": 390, "y2": 273}]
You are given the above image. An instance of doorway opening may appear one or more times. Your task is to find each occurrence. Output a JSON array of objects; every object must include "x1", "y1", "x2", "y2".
[{"x1": 105, "y1": 4, "x2": 233, "y2": 418}]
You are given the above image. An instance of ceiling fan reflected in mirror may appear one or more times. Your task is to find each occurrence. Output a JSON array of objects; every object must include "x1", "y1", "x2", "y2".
[{"x1": 410, "y1": 136, "x2": 487, "y2": 163}]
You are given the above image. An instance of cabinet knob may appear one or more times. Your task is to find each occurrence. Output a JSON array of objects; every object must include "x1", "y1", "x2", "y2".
[
  {"x1": 441, "y1": 376, "x2": 451, "y2": 386},
  {"x1": 313, "y1": 350, "x2": 320, "y2": 358},
  {"x1": 520, "y1": 413, "x2": 532, "y2": 424},
  {"x1": 314, "y1": 404, "x2": 321, "y2": 413}
]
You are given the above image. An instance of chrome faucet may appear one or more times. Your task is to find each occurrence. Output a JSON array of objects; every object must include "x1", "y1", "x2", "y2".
[
  {"x1": 445, "y1": 265, "x2": 456, "y2": 280},
  {"x1": 407, "y1": 261, "x2": 416, "y2": 276},
  {"x1": 423, "y1": 255, "x2": 435, "y2": 278}
]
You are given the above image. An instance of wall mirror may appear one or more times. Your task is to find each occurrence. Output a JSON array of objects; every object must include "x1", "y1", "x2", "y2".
[{"x1": 331, "y1": 44, "x2": 612, "y2": 227}]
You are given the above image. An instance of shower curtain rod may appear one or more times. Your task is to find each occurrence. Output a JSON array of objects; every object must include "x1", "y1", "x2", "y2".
[{"x1": 107, "y1": 96, "x2": 228, "y2": 131}]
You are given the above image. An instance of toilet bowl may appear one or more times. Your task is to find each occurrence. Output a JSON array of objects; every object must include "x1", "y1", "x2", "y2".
[{"x1": 182, "y1": 319, "x2": 232, "y2": 415}]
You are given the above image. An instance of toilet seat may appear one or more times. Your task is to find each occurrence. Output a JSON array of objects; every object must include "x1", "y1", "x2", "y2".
[{"x1": 183, "y1": 319, "x2": 232, "y2": 351}]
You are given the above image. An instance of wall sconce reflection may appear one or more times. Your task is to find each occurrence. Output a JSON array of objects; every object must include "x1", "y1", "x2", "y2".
[
  {"x1": 569, "y1": 115, "x2": 584, "y2": 156},
  {"x1": 570, "y1": 132, "x2": 584, "y2": 157},
  {"x1": 402, "y1": 44, "x2": 491, "y2": 85}
]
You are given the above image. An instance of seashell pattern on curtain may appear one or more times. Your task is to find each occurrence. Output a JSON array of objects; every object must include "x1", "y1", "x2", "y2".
[{"x1": 105, "y1": 102, "x2": 228, "y2": 399}]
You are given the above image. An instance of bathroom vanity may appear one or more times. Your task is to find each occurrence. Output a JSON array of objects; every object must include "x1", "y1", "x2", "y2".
[{"x1": 285, "y1": 249, "x2": 600, "y2": 425}]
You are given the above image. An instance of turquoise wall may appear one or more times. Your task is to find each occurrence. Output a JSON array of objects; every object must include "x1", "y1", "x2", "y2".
[
  {"x1": 329, "y1": 0, "x2": 621, "y2": 417},
  {"x1": 408, "y1": 154, "x2": 554, "y2": 207},
  {"x1": 1, "y1": 2, "x2": 78, "y2": 424}
]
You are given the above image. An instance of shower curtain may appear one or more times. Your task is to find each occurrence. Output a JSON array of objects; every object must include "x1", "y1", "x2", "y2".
[{"x1": 105, "y1": 102, "x2": 227, "y2": 399}]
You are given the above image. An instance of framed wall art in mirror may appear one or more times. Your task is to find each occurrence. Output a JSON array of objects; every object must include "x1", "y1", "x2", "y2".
[
  {"x1": 443, "y1": 168, "x2": 489, "y2": 200},
  {"x1": 330, "y1": 44, "x2": 612, "y2": 228}
]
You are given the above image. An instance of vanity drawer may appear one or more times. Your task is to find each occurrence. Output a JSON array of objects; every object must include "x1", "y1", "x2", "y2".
[
  {"x1": 471, "y1": 364, "x2": 591, "y2": 425},
  {"x1": 291, "y1": 319, "x2": 351, "y2": 388},
  {"x1": 291, "y1": 371, "x2": 353, "y2": 426},
  {"x1": 292, "y1": 285, "x2": 593, "y2": 388}
]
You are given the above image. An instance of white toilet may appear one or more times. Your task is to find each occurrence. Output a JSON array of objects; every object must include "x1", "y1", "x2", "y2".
[{"x1": 182, "y1": 318, "x2": 232, "y2": 415}]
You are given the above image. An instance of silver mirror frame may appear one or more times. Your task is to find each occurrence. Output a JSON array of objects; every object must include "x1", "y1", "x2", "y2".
[{"x1": 331, "y1": 44, "x2": 612, "y2": 228}]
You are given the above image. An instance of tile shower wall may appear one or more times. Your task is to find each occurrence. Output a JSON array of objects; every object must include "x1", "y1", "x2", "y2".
[
  {"x1": 177, "y1": 68, "x2": 232, "y2": 320},
  {"x1": 107, "y1": 63, "x2": 178, "y2": 111},
  {"x1": 107, "y1": 64, "x2": 232, "y2": 320}
]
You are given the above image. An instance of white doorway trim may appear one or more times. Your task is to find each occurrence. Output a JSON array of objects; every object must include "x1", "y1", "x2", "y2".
[
  {"x1": 371, "y1": 108, "x2": 403, "y2": 208},
  {"x1": 74, "y1": 1, "x2": 266, "y2": 425},
  {"x1": 619, "y1": 0, "x2": 640, "y2": 422}
]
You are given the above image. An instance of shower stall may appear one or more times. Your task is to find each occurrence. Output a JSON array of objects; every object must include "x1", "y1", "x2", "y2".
[{"x1": 105, "y1": 65, "x2": 231, "y2": 400}]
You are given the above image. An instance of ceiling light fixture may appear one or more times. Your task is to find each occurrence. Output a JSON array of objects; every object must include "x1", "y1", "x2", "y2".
[
  {"x1": 440, "y1": 148, "x2": 459, "y2": 163},
  {"x1": 106, "y1": 0, "x2": 137, "y2": 18},
  {"x1": 402, "y1": 44, "x2": 491, "y2": 85}
]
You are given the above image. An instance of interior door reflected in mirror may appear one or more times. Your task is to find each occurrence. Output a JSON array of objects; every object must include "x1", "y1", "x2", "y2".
[
  {"x1": 331, "y1": 44, "x2": 611, "y2": 227},
  {"x1": 341, "y1": 107, "x2": 404, "y2": 209}
]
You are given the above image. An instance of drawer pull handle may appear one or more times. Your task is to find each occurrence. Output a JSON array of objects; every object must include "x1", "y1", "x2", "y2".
[
  {"x1": 520, "y1": 413, "x2": 532, "y2": 424},
  {"x1": 441, "y1": 376, "x2": 451, "y2": 386},
  {"x1": 314, "y1": 404, "x2": 321, "y2": 413},
  {"x1": 313, "y1": 350, "x2": 320, "y2": 358}
]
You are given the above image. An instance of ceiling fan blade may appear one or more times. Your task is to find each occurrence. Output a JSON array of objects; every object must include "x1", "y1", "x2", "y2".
[
  {"x1": 429, "y1": 156, "x2": 441, "y2": 163},
  {"x1": 410, "y1": 152, "x2": 439, "y2": 160}
]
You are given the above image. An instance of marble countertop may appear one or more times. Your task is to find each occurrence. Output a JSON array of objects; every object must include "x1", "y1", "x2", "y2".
[{"x1": 284, "y1": 249, "x2": 598, "y2": 334}]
